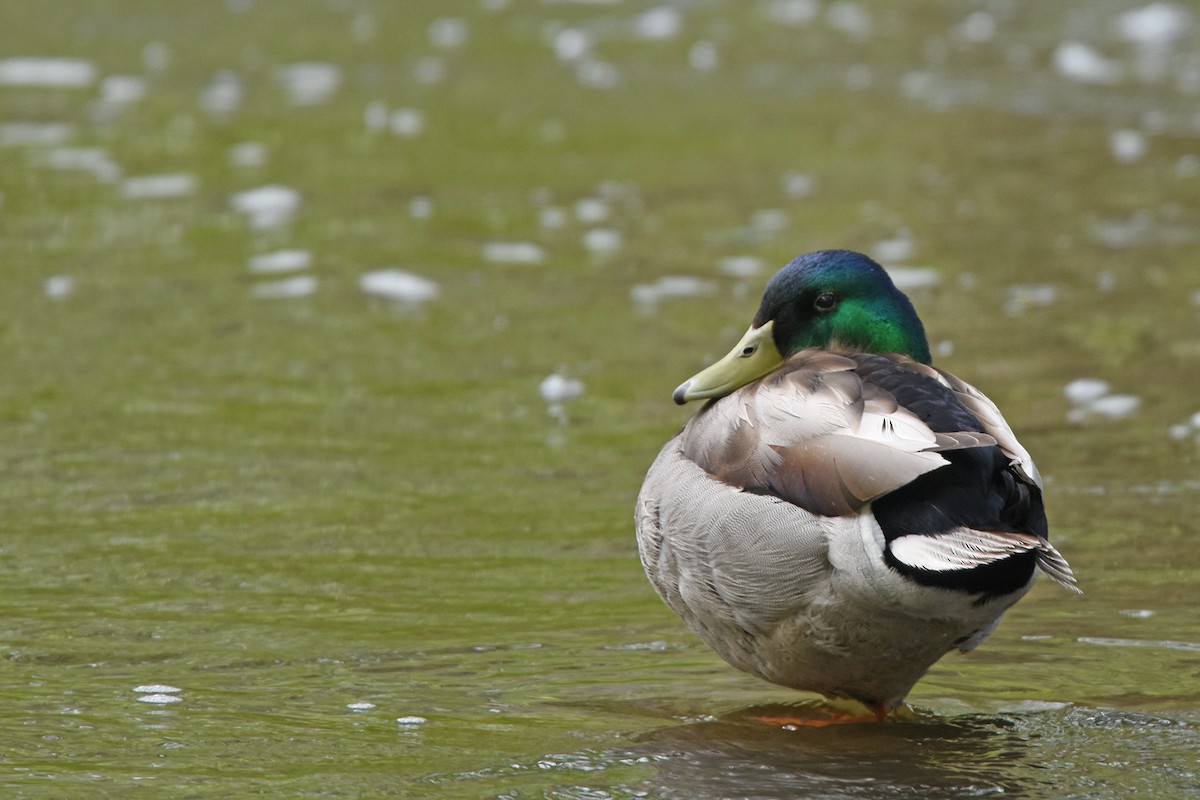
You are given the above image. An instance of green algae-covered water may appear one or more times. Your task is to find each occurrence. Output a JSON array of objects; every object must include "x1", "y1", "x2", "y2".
[{"x1": 1, "y1": 1, "x2": 1198, "y2": 797}]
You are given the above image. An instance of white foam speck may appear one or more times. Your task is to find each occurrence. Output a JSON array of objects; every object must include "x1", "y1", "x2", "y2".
[
  {"x1": 482, "y1": 242, "x2": 545, "y2": 264},
  {"x1": 429, "y1": 18, "x2": 469, "y2": 48},
  {"x1": 631, "y1": 275, "x2": 716, "y2": 310},
  {"x1": 248, "y1": 249, "x2": 312, "y2": 275},
  {"x1": 886, "y1": 266, "x2": 941, "y2": 291},
  {"x1": 1003, "y1": 284, "x2": 1058, "y2": 315},
  {"x1": 634, "y1": 7, "x2": 683, "y2": 41},
  {"x1": 751, "y1": 208, "x2": 788, "y2": 233},
  {"x1": 134, "y1": 684, "x2": 182, "y2": 694},
  {"x1": 762, "y1": 0, "x2": 819, "y2": 26},
  {"x1": 575, "y1": 197, "x2": 609, "y2": 224},
  {"x1": 1087, "y1": 394, "x2": 1141, "y2": 419},
  {"x1": 874, "y1": 232, "x2": 915, "y2": 263},
  {"x1": 121, "y1": 173, "x2": 197, "y2": 200},
  {"x1": 1110, "y1": 129, "x2": 1148, "y2": 164},
  {"x1": 199, "y1": 70, "x2": 243, "y2": 115},
  {"x1": 781, "y1": 171, "x2": 816, "y2": 198},
  {"x1": 142, "y1": 42, "x2": 170, "y2": 73},
  {"x1": 137, "y1": 693, "x2": 183, "y2": 705},
  {"x1": 347, "y1": 702, "x2": 377, "y2": 712},
  {"x1": 577, "y1": 60, "x2": 620, "y2": 89},
  {"x1": 1064, "y1": 378, "x2": 1111, "y2": 405},
  {"x1": 414, "y1": 56, "x2": 446, "y2": 85},
  {"x1": 1117, "y1": 3, "x2": 1192, "y2": 47},
  {"x1": 0, "y1": 122, "x2": 74, "y2": 146},
  {"x1": 360, "y1": 269, "x2": 440, "y2": 304},
  {"x1": 229, "y1": 141, "x2": 267, "y2": 168},
  {"x1": 277, "y1": 62, "x2": 341, "y2": 106},
  {"x1": 718, "y1": 256, "x2": 764, "y2": 278},
  {"x1": 396, "y1": 716, "x2": 428, "y2": 726},
  {"x1": 540, "y1": 207, "x2": 568, "y2": 229},
  {"x1": 351, "y1": 12, "x2": 377, "y2": 42},
  {"x1": 0, "y1": 57, "x2": 96, "y2": 87},
  {"x1": 689, "y1": 40, "x2": 719, "y2": 72},
  {"x1": 540, "y1": 373, "x2": 585, "y2": 405},
  {"x1": 1120, "y1": 609, "x2": 1156, "y2": 619},
  {"x1": 390, "y1": 108, "x2": 424, "y2": 138},
  {"x1": 231, "y1": 185, "x2": 301, "y2": 229},
  {"x1": 364, "y1": 101, "x2": 389, "y2": 132},
  {"x1": 44, "y1": 275, "x2": 75, "y2": 299},
  {"x1": 40, "y1": 147, "x2": 121, "y2": 182},
  {"x1": 554, "y1": 28, "x2": 592, "y2": 61},
  {"x1": 251, "y1": 275, "x2": 317, "y2": 300},
  {"x1": 1053, "y1": 41, "x2": 1122, "y2": 85},
  {"x1": 583, "y1": 228, "x2": 622, "y2": 254},
  {"x1": 99, "y1": 75, "x2": 147, "y2": 105},
  {"x1": 826, "y1": 1, "x2": 873, "y2": 39},
  {"x1": 956, "y1": 11, "x2": 996, "y2": 44},
  {"x1": 409, "y1": 196, "x2": 434, "y2": 219}
]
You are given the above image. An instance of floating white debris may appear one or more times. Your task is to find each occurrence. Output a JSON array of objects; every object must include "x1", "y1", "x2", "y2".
[
  {"x1": 762, "y1": 0, "x2": 819, "y2": 26},
  {"x1": 347, "y1": 702, "x2": 377, "y2": 712},
  {"x1": 689, "y1": 40, "x2": 718, "y2": 71},
  {"x1": 781, "y1": 171, "x2": 816, "y2": 198},
  {"x1": 1119, "y1": 609, "x2": 1156, "y2": 619},
  {"x1": 137, "y1": 693, "x2": 183, "y2": 705},
  {"x1": 553, "y1": 28, "x2": 592, "y2": 62},
  {"x1": 826, "y1": 1, "x2": 873, "y2": 39},
  {"x1": 199, "y1": 70, "x2": 243, "y2": 115},
  {"x1": 750, "y1": 208, "x2": 787, "y2": 233},
  {"x1": 1003, "y1": 284, "x2": 1059, "y2": 315},
  {"x1": 277, "y1": 62, "x2": 341, "y2": 106},
  {"x1": 539, "y1": 206, "x2": 567, "y2": 229},
  {"x1": 364, "y1": 100, "x2": 388, "y2": 132},
  {"x1": 0, "y1": 122, "x2": 73, "y2": 146},
  {"x1": 956, "y1": 11, "x2": 996, "y2": 44},
  {"x1": 248, "y1": 249, "x2": 312, "y2": 275},
  {"x1": 121, "y1": 173, "x2": 197, "y2": 200},
  {"x1": 0, "y1": 57, "x2": 96, "y2": 87},
  {"x1": 229, "y1": 141, "x2": 266, "y2": 168},
  {"x1": 540, "y1": 373, "x2": 585, "y2": 405},
  {"x1": 634, "y1": 7, "x2": 683, "y2": 40},
  {"x1": 99, "y1": 75, "x2": 147, "y2": 105},
  {"x1": 428, "y1": 17, "x2": 469, "y2": 48},
  {"x1": 231, "y1": 184, "x2": 301, "y2": 229},
  {"x1": 577, "y1": 60, "x2": 619, "y2": 89},
  {"x1": 718, "y1": 256, "x2": 765, "y2": 278},
  {"x1": 1053, "y1": 41, "x2": 1122, "y2": 85},
  {"x1": 1117, "y1": 3, "x2": 1192, "y2": 47},
  {"x1": 886, "y1": 266, "x2": 941, "y2": 291},
  {"x1": 1110, "y1": 129, "x2": 1148, "y2": 164},
  {"x1": 413, "y1": 56, "x2": 446, "y2": 85},
  {"x1": 1064, "y1": 378, "x2": 1111, "y2": 405},
  {"x1": 396, "y1": 716, "x2": 428, "y2": 726},
  {"x1": 359, "y1": 269, "x2": 440, "y2": 304},
  {"x1": 482, "y1": 241, "x2": 544, "y2": 264},
  {"x1": 575, "y1": 197, "x2": 609, "y2": 224},
  {"x1": 1088, "y1": 394, "x2": 1141, "y2": 419},
  {"x1": 409, "y1": 196, "x2": 434, "y2": 219},
  {"x1": 251, "y1": 275, "x2": 318, "y2": 300},
  {"x1": 142, "y1": 42, "x2": 170, "y2": 73},
  {"x1": 631, "y1": 275, "x2": 716, "y2": 310},
  {"x1": 134, "y1": 684, "x2": 182, "y2": 694},
  {"x1": 44, "y1": 275, "x2": 75, "y2": 299},
  {"x1": 389, "y1": 108, "x2": 424, "y2": 137},
  {"x1": 41, "y1": 147, "x2": 120, "y2": 182},
  {"x1": 583, "y1": 228, "x2": 622, "y2": 254},
  {"x1": 874, "y1": 233, "x2": 915, "y2": 263}
]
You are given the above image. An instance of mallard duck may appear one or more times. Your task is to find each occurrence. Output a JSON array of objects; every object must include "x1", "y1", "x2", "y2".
[{"x1": 635, "y1": 249, "x2": 1077, "y2": 718}]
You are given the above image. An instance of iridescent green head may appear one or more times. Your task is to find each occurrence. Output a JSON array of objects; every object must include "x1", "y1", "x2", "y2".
[{"x1": 674, "y1": 250, "x2": 931, "y2": 404}]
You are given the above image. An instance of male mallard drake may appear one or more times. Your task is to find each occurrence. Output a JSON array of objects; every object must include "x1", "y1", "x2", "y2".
[{"x1": 635, "y1": 250, "x2": 1077, "y2": 718}]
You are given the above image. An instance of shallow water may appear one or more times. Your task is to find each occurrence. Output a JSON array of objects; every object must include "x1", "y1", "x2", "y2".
[{"x1": 2, "y1": 1, "x2": 1199, "y2": 797}]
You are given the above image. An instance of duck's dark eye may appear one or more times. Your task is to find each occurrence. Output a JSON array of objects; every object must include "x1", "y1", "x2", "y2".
[{"x1": 813, "y1": 292, "x2": 838, "y2": 312}]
